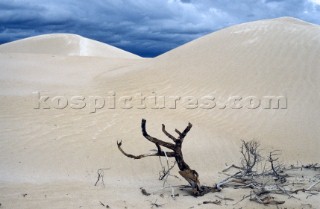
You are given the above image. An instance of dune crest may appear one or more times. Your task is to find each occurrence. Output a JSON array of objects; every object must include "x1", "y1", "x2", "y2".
[{"x1": 0, "y1": 33, "x2": 140, "y2": 59}]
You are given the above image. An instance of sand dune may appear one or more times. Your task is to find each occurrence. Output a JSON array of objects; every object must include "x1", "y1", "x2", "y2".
[
  {"x1": 149, "y1": 17, "x2": 320, "y2": 158},
  {"x1": 0, "y1": 34, "x2": 140, "y2": 58},
  {"x1": 0, "y1": 17, "x2": 319, "y2": 208}
]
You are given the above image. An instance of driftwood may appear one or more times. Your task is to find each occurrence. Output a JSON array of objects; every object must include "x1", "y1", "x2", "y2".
[
  {"x1": 116, "y1": 121, "x2": 320, "y2": 205},
  {"x1": 216, "y1": 140, "x2": 320, "y2": 206},
  {"x1": 117, "y1": 119, "x2": 204, "y2": 196}
]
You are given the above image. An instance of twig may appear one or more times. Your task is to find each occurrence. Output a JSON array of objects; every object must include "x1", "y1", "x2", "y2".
[
  {"x1": 99, "y1": 201, "x2": 110, "y2": 208},
  {"x1": 95, "y1": 168, "x2": 110, "y2": 186},
  {"x1": 162, "y1": 151, "x2": 175, "y2": 198},
  {"x1": 149, "y1": 199, "x2": 164, "y2": 208},
  {"x1": 159, "y1": 155, "x2": 176, "y2": 181},
  {"x1": 140, "y1": 187, "x2": 151, "y2": 196},
  {"x1": 222, "y1": 164, "x2": 243, "y2": 172},
  {"x1": 276, "y1": 185, "x2": 298, "y2": 199},
  {"x1": 215, "y1": 194, "x2": 234, "y2": 201},
  {"x1": 233, "y1": 194, "x2": 251, "y2": 205},
  {"x1": 307, "y1": 180, "x2": 320, "y2": 190},
  {"x1": 202, "y1": 200, "x2": 221, "y2": 205},
  {"x1": 216, "y1": 171, "x2": 241, "y2": 190}
]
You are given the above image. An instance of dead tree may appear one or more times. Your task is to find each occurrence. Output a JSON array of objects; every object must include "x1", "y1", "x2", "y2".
[{"x1": 117, "y1": 119, "x2": 203, "y2": 196}]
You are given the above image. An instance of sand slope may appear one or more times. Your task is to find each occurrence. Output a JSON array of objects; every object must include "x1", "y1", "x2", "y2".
[
  {"x1": 149, "y1": 17, "x2": 320, "y2": 159},
  {"x1": 0, "y1": 17, "x2": 319, "y2": 209}
]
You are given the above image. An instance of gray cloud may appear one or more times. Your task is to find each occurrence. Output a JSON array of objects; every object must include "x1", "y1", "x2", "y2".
[{"x1": 0, "y1": 0, "x2": 319, "y2": 57}]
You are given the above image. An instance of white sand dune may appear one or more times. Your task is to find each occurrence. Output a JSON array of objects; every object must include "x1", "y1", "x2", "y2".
[
  {"x1": 0, "y1": 17, "x2": 319, "y2": 208},
  {"x1": 0, "y1": 34, "x2": 140, "y2": 58}
]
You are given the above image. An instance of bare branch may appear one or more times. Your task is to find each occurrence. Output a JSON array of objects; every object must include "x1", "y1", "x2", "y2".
[
  {"x1": 307, "y1": 180, "x2": 320, "y2": 191},
  {"x1": 250, "y1": 194, "x2": 285, "y2": 205},
  {"x1": 172, "y1": 122, "x2": 192, "y2": 143},
  {"x1": 159, "y1": 160, "x2": 176, "y2": 180},
  {"x1": 240, "y1": 140, "x2": 261, "y2": 173},
  {"x1": 162, "y1": 124, "x2": 178, "y2": 142},
  {"x1": 141, "y1": 119, "x2": 175, "y2": 150},
  {"x1": 268, "y1": 151, "x2": 281, "y2": 178},
  {"x1": 216, "y1": 171, "x2": 242, "y2": 190},
  {"x1": 177, "y1": 122, "x2": 192, "y2": 141},
  {"x1": 222, "y1": 164, "x2": 244, "y2": 172},
  {"x1": 117, "y1": 140, "x2": 175, "y2": 159},
  {"x1": 175, "y1": 129, "x2": 182, "y2": 136}
]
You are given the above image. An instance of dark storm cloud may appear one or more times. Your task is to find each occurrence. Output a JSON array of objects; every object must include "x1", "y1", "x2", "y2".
[{"x1": 0, "y1": 0, "x2": 319, "y2": 57}]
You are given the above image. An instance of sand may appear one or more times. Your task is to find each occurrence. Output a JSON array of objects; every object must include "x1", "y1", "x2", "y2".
[
  {"x1": 0, "y1": 17, "x2": 319, "y2": 208},
  {"x1": 0, "y1": 34, "x2": 140, "y2": 59}
]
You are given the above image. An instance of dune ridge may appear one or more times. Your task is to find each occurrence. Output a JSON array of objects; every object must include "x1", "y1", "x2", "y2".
[{"x1": 0, "y1": 33, "x2": 141, "y2": 59}]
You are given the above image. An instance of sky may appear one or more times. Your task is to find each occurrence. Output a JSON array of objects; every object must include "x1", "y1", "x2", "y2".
[{"x1": 0, "y1": 0, "x2": 320, "y2": 57}]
